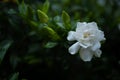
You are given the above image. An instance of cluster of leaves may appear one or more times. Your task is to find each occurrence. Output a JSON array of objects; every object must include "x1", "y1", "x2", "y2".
[
  {"x1": 0, "y1": 0, "x2": 120, "y2": 80},
  {"x1": 0, "y1": 0, "x2": 75, "y2": 80}
]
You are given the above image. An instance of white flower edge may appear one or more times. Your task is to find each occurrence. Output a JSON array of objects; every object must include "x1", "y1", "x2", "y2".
[
  {"x1": 68, "y1": 42, "x2": 80, "y2": 55},
  {"x1": 67, "y1": 22, "x2": 105, "y2": 61},
  {"x1": 80, "y1": 48, "x2": 102, "y2": 61},
  {"x1": 67, "y1": 31, "x2": 76, "y2": 41},
  {"x1": 69, "y1": 44, "x2": 102, "y2": 61},
  {"x1": 80, "y1": 48, "x2": 93, "y2": 61}
]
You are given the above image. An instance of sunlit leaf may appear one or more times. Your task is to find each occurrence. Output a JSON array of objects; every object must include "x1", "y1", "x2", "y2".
[
  {"x1": 37, "y1": 10, "x2": 49, "y2": 23},
  {"x1": 42, "y1": 26, "x2": 61, "y2": 41}
]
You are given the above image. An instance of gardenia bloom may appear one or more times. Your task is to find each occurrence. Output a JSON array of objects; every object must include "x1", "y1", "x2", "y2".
[{"x1": 67, "y1": 22, "x2": 105, "y2": 61}]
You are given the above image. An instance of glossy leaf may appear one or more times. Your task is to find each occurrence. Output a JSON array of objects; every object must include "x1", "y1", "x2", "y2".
[
  {"x1": 37, "y1": 10, "x2": 49, "y2": 23},
  {"x1": 42, "y1": 26, "x2": 61, "y2": 41}
]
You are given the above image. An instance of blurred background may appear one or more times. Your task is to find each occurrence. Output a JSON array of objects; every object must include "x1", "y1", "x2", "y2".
[{"x1": 0, "y1": 0, "x2": 120, "y2": 80}]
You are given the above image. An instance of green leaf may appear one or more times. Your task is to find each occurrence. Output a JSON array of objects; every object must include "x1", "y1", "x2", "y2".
[
  {"x1": 62, "y1": 11, "x2": 70, "y2": 24},
  {"x1": 18, "y1": 1, "x2": 34, "y2": 20},
  {"x1": 18, "y1": 0, "x2": 28, "y2": 16},
  {"x1": 62, "y1": 11, "x2": 71, "y2": 30},
  {"x1": 10, "y1": 72, "x2": 19, "y2": 80},
  {"x1": 42, "y1": 26, "x2": 61, "y2": 41},
  {"x1": 26, "y1": 6, "x2": 34, "y2": 20},
  {"x1": 37, "y1": 10, "x2": 49, "y2": 23},
  {"x1": 42, "y1": 0, "x2": 50, "y2": 13},
  {"x1": 29, "y1": 21, "x2": 39, "y2": 30},
  {"x1": 0, "y1": 40, "x2": 13, "y2": 64},
  {"x1": 44, "y1": 42, "x2": 58, "y2": 48}
]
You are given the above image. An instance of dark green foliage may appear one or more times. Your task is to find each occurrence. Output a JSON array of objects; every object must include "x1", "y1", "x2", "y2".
[
  {"x1": 10, "y1": 72, "x2": 19, "y2": 80},
  {"x1": 0, "y1": 0, "x2": 120, "y2": 80},
  {"x1": 0, "y1": 40, "x2": 13, "y2": 64}
]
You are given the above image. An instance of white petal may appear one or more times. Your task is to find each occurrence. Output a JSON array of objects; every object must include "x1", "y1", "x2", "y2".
[
  {"x1": 76, "y1": 22, "x2": 87, "y2": 31},
  {"x1": 67, "y1": 31, "x2": 76, "y2": 41},
  {"x1": 77, "y1": 22, "x2": 87, "y2": 28},
  {"x1": 88, "y1": 22, "x2": 98, "y2": 29},
  {"x1": 94, "y1": 49, "x2": 102, "y2": 57},
  {"x1": 91, "y1": 42, "x2": 101, "y2": 51},
  {"x1": 79, "y1": 43, "x2": 88, "y2": 48},
  {"x1": 79, "y1": 41, "x2": 91, "y2": 48},
  {"x1": 80, "y1": 48, "x2": 93, "y2": 61},
  {"x1": 90, "y1": 22, "x2": 97, "y2": 26},
  {"x1": 68, "y1": 42, "x2": 80, "y2": 55},
  {"x1": 98, "y1": 30, "x2": 106, "y2": 41}
]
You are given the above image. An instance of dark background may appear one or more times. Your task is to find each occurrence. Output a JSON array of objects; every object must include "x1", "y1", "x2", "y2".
[{"x1": 0, "y1": 0, "x2": 120, "y2": 80}]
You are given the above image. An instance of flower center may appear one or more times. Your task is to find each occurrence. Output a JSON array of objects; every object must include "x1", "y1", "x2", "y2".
[{"x1": 83, "y1": 32, "x2": 91, "y2": 38}]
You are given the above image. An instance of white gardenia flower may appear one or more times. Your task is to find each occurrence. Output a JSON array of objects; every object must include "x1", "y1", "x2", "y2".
[{"x1": 67, "y1": 22, "x2": 105, "y2": 61}]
